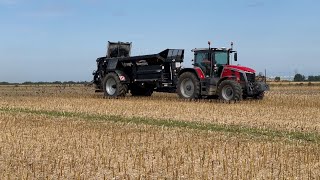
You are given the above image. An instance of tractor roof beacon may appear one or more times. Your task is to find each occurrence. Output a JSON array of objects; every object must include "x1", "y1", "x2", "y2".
[{"x1": 92, "y1": 41, "x2": 269, "y2": 101}]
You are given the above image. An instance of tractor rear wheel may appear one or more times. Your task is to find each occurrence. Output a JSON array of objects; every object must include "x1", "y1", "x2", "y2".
[
  {"x1": 177, "y1": 72, "x2": 200, "y2": 99},
  {"x1": 218, "y1": 80, "x2": 242, "y2": 101},
  {"x1": 103, "y1": 73, "x2": 128, "y2": 97}
]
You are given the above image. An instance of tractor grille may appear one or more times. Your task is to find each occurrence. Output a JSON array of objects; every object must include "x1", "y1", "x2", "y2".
[{"x1": 246, "y1": 73, "x2": 255, "y2": 82}]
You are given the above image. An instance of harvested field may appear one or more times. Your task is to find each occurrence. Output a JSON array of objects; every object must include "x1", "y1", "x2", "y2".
[
  {"x1": 0, "y1": 85, "x2": 320, "y2": 179},
  {"x1": 1, "y1": 85, "x2": 320, "y2": 132}
]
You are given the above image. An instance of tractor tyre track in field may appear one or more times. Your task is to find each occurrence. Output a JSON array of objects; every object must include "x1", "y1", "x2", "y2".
[{"x1": 1, "y1": 107, "x2": 319, "y2": 143}]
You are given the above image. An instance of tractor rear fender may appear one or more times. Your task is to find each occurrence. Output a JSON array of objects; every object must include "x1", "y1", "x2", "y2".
[
  {"x1": 178, "y1": 67, "x2": 205, "y2": 80},
  {"x1": 107, "y1": 70, "x2": 130, "y2": 83}
]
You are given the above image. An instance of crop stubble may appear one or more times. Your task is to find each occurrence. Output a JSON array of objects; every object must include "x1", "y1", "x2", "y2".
[
  {"x1": 0, "y1": 85, "x2": 320, "y2": 132},
  {"x1": 0, "y1": 85, "x2": 320, "y2": 179}
]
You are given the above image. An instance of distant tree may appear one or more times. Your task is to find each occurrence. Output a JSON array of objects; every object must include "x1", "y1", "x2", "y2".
[
  {"x1": 0, "y1": 81, "x2": 10, "y2": 85},
  {"x1": 52, "y1": 81, "x2": 62, "y2": 84},
  {"x1": 22, "y1": 81, "x2": 33, "y2": 85},
  {"x1": 63, "y1": 81, "x2": 76, "y2": 84},
  {"x1": 274, "y1": 76, "x2": 281, "y2": 82},
  {"x1": 294, "y1": 74, "x2": 305, "y2": 82},
  {"x1": 308, "y1": 75, "x2": 320, "y2": 81},
  {"x1": 308, "y1": 76, "x2": 315, "y2": 81},
  {"x1": 35, "y1": 81, "x2": 47, "y2": 85}
]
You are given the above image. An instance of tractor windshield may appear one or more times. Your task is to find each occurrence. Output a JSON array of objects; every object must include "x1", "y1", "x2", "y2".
[
  {"x1": 194, "y1": 51, "x2": 229, "y2": 65},
  {"x1": 215, "y1": 51, "x2": 228, "y2": 66},
  {"x1": 194, "y1": 50, "x2": 230, "y2": 77}
]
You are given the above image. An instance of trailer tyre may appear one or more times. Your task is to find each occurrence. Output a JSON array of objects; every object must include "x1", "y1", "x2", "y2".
[
  {"x1": 177, "y1": 72, "x2": 200, "y2": 99},
  {"x1": 218, "y1": 80, "x2": 242, "y2": 101},
  {"x1": 103, "y1": 73, "x2": 127, "y2": 97}
]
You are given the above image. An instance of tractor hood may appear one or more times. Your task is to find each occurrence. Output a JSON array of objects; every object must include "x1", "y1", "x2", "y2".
[{"x1": 224, "y1": 65, "x2": 255, "y2": 73}]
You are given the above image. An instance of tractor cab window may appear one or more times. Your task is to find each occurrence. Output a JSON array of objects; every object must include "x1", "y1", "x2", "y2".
[
  {"x1": 215, "y1": 51, "x2": 228, "y2": 66},
  {"x1": 194, "y1": 51, "x2": 229, "y2": 77},
  {"x1": 194, "y1": 52, "x2": 211, "y2": 76},
  {"x1": 214, "y1": 51, "x2": 229, "y2": 77}
]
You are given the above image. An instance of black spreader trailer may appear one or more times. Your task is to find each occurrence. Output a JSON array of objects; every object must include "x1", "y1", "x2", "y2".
[{"x1": 93, "y1": 41, "x2": 184, "y2": 97}]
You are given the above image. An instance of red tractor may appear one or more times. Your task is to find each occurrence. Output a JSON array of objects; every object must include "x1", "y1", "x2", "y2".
[{"x1": 177, "y1": 42, "x2": 269, "y2": 100}]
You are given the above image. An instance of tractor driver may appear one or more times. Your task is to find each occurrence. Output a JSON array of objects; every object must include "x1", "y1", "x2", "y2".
[{"x1": 201, "y1": 54, "x2": 217, "y2": 77}]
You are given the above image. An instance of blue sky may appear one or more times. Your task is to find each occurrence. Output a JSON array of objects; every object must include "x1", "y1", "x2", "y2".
[{"x1": 0, "y1": 0, "x2": 319, "y2": 82}]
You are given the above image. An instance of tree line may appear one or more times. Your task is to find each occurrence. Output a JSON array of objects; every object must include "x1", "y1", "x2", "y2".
[
  {"x1": 293, "y1": 74, "x2": 320, "y2": 82},
  {"x1": 2, "y1": 74, "x2": 320, "y2": 84}
]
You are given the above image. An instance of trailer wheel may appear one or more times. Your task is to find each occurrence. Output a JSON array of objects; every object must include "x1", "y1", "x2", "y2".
[
  {"x1": 218, "y1": 80, "x2": 242, "y2": 101},
  {"x1": 103, "y1": 73, "x2": 127, "y2": 97},
  {"x1": 177, "y1": 72, "x2": 200, "y2": 99}
]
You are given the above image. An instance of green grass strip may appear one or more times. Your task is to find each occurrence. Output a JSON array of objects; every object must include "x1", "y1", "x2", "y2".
[{"x1": 1, "y1": 107, "x2": 319, "y2": 143}]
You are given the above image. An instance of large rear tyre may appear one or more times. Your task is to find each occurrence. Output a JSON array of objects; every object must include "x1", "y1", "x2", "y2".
[
  {"x1": 177, "y1": 72, "x2": 200, "y2": 99},
  {"x1": 218, "y1": 80, "x2": 242, "y2": 101},
  {"x1": 103, "y1": 73, "x2": 127, "y2": 97}
]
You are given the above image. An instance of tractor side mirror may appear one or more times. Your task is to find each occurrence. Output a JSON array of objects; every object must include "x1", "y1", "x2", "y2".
[{"x1": 234, "y1": 53, "x2": 238, "y2": 62}]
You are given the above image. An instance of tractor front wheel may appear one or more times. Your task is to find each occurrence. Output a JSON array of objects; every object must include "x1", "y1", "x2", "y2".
[
  {"x1": 103, "y1": 73, "x2": 128, "y2": 97},
  {"x1": 177, "y1": 72, "x2": 200, "y2": 99},
  {"x1": 218, "y1": 80, "x2": 242, "y2": 101}
]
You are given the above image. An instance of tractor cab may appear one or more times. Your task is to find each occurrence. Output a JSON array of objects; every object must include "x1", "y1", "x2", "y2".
[{"x1": 192, "y1": 46, "x2": 237, "y2": 78}]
